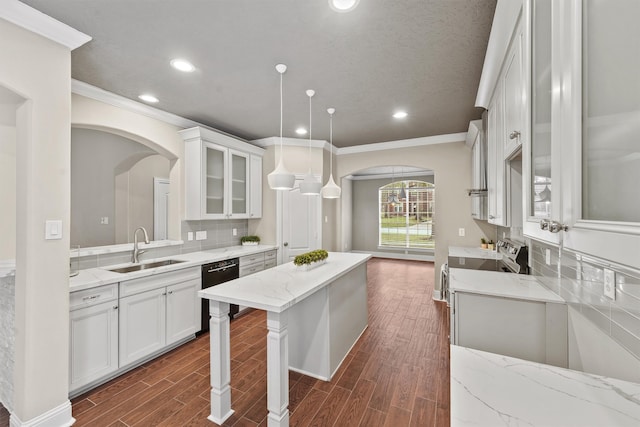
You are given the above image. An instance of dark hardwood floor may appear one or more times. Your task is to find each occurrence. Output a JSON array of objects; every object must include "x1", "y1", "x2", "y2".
[{"x1": 4, "y1": 258, "x2": 450, "y2": 426}]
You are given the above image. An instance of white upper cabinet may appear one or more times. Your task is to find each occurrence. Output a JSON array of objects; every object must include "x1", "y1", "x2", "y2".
[
  {"x1": 559, "y1": 0, "x2": 640, "y2": 269},
  {"x1": 503, "y1": 25, "x2": 525, "y2": 159},
  {"x1": 487, "y1": 85, "x2": 507, "y2": 226},
  {"x1": 180, "y1": 127, "x2": 264, "y2": 220}
]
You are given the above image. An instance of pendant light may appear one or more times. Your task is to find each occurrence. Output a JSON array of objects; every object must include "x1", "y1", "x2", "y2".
[
  {"x1": 321, "y1": 108, "x2": 341, "y2": 199},
  {"x1": 399, "y1": 167, "x2": 407, "y2": 199},
  {"x1": 267, "y1": 64, "x2": 296, "y2": 191},
  {"x1": 299, "y1": 89, "x2": 322, "y2": 195}
]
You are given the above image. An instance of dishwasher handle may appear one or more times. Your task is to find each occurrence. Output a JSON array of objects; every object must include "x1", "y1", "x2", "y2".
[{"x1": 206, "y1": 263, "x2": 238, "y2": 273}]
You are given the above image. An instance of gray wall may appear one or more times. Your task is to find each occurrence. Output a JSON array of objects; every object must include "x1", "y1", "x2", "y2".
[
  {"x1": 71, "y1": 128, "x2": 169, "y2": 247},
  {"x1": 352, "y1": 174, "x2": 434, "y2": 255}
]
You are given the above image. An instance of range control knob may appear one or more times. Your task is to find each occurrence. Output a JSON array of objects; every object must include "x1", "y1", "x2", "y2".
[{"x1": 509, "y1": 247, "x2": 518, "y2": 255}]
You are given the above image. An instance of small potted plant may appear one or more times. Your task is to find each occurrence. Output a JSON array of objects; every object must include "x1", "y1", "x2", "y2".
[
  {"x1": 487, "y1": 239, "x2": 495, "y2": 250},
  {"x1": 480, "y1": 238, "x2": 488, "y2": 249},
  {"x1": 293, "y1": 249, "x2": 329, "y2": 270},
  {"x1": 241, "y1": 235, "x2": 260, "y2": 246}
]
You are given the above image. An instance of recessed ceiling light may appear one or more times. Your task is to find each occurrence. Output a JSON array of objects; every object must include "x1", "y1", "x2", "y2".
[
  {"x1": 295, "y1": 127, "x2": 308, "y2": 135},
  {"x1": 393, "y1": 111, "x2": 408, "y2": 119},
  {"x1": 329, "y1": 0, "x2": 360, "y2": 13},
  {"x1": 170, "y1": 58, "x2": 195, "y2": 73},
  {"x1": 138, "y1": 94, "x2": 159, "y2": 103}
]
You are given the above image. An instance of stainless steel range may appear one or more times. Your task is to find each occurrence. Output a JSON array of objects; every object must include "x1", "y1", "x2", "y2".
[
  {"x1": 495, "y1": 239, "x2": 529, "y2": 274},
  {"x1": 443, "y1": 239, "x2": 529, "y2": 304}
]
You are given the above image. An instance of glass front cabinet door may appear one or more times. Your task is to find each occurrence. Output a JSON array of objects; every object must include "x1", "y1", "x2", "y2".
[
  {"x1": 203, "y1": 142, "x2": 228, "y2": 218},
  {"x1": 229, "y1": 149, "x2": 249, "y2": 218}
]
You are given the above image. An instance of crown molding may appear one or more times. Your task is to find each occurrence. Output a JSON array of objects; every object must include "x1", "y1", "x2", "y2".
[
  {"x1": 336, "y1": 132, "x2": 466, "y2": 155},
  {"x1": 72, "y1": 80, "x2": 251, "y2": 144},
  {"x1": 465, "y1": 119, "x2": 482, "y2": 147},
  {"x1": 1, "y1": 0, "x2": 91, "y2": 50}
]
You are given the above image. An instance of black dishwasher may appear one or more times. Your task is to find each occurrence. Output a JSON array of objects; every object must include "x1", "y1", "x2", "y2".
[{"x1": 200, "y1": 258, "x2": 239, "y2": 333}]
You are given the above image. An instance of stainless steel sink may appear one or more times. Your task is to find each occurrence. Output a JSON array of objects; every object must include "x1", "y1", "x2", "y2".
[{"x1": 108, "y1": 259, "x2": 186, "y2": 274}]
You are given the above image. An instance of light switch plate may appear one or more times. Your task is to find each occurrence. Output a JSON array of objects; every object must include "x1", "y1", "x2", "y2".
[
  {"x1": 604, "y1": 268, "x2": 616, "y2": 300},
  {"x1": 458, "y1": 228, "x2": 465, "y2": 237},
  {"x1": 187, "y1": 232, "x2": 193, "y2": 241},
  {"x1": 232, "y1": 228, "x2": 237, "y2": 236},
  {"x1": 45, "y1": 220, "x2": 63, "y2": 240},
  {"x1": 100, "y1": 216, "x2": 109, "y2": 225},
  {"x1": 195, "y1": 231, "x2": 207, "y2": 241},
  {"x1": 545, "y1": 249, "x2": 551, "y2": 266}
]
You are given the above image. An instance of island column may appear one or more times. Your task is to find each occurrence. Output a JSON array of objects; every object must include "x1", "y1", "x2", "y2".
[
  {"x1": 267, "y1": 309, "x2": 290, "y2": 427},
  {"x1": 207, "y1": 300, "x2": 234, "y2": 424}
]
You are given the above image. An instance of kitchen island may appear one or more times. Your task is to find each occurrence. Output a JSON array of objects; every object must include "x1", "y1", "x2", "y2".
[{"x1": 199, "y1": 251, "x2": 371, "y2": 427}]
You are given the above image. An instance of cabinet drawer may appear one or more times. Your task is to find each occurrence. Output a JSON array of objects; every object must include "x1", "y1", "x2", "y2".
[
  {"x1": 120, "y1": 266, "x2": 200, "y2": 298},
  {"x1": 265, "y1": 259, "x2": 277, "y2": 269},
  {"x1": 70, "y1": 284, "x2": 118, "y2": 310},
  {"x1": 240, "y1": 253, "x2": 264, "y2": 267},
  {"x1": 240, "y1": 262, "x2": 264, "y2": 277},
  {"x1": 264, "y1": 250, "x2": 277, "y2": 262}
]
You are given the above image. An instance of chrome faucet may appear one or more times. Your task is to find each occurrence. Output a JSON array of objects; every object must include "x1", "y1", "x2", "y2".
[{"x1": 132, "y1": 227, "x2": 150, "y2": 263}]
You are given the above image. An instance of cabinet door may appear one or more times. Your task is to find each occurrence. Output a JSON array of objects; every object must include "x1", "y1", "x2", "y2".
[
  {"x1": 69, "y1": 301, "x2": 119, "y2": 392},
  {"x1": 560, "y1": 0, "x2": 640, "y2": 269},
  {"x1": 229, "y1": 149, "x2": 249, "y2": 218},
  {"x1": 487, "y1": 86, "x2": 507, "y2": 226},
  {"x1": 503, "y1": 25, "x2": 525, "y2": 159},
  {"x1": 202, "y1": 142, "x2": 228, "y2": 219},
  {"x1": 166, "y1": 279, "x2": 200, "y2": 345},
  {"x1": 523, "y1": 0, "x2": 560, "y2": 243},
  {"x1": 119, "y1": 288, "x2": 166, "y2": 367},
  {"x1": 249, "y1": 154, "x2": 262, "y2": 219}
]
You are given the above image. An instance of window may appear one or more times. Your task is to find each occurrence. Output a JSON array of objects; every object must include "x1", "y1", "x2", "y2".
[{"x1": 379, "y1": 180, "x2": 434, "y2": 249}]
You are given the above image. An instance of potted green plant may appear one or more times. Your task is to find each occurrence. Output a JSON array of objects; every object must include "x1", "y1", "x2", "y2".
[
  {"x1": 293, "y1": 249, "x2": 329, "y2": 270},
  {"x1": 480, "y1": 237, "x2": 488, "y2": 249},
  {"x1": 241, "y1": 235, "x2": 260, "y2": 246}
]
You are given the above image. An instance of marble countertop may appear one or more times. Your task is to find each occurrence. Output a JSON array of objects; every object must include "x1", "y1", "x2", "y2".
[
  {"x1": 0, "y1": 259, "x2": 16, "y2": 278},
  {"x1": 449, "y1": 268, "x2": 565, "y2": 303},
  {"x1": 69, "y1": 245, "x2": 278, "y2": 292},
  {"x1": 448, "y1": 246, "x2": 502, "y2": 260},
  {"x1": 199, "y1": 252, "x2": 372, "y2": 313},
  {"x1": 451, "y1": 345, "x2": 640, "y2": 426}
]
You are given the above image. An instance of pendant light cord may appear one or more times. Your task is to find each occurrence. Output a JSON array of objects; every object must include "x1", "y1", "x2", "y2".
[
  {"x1": 308, "y1": 93, "x2": 312, "y2": 171},
  {"x1": 279, "y1": 71, "x2": 283, "y2": 161},
  {"x1": 329, "y1": 113, "x2": 333, "y2": 174}
]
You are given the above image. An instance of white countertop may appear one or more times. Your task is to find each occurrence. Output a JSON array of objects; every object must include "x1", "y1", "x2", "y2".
[
  {"x1": 451, "y1": 345, "x2": 640, "y2": 426},
  {"x1": 0, "y1": 259, "x2": 16, "y2": 279},
  {"x1": 199, "y1": 252, "x2": 372, "y2": 313},
  {"x1": 449, "y1": 268, "x2": 565, "y2": 303},
  {"x1": 448, "y1": 246, "x2": 502, "y2": 260},
  {"x1": 69, "y1": 245, "x2": 278, "y2": 292}
]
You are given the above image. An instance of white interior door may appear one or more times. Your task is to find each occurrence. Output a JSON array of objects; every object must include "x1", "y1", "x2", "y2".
[
  {"x1": 282, "y1": 178, "x2": 322, "y2": 262},
  {"x1": 154, "y1": 177, "x2": 170, "y2": 240}
]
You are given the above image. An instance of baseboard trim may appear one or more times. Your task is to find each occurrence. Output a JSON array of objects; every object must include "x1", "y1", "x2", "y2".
[
  {"x1": 432, "y1": 290, "x2": 445, "y2": 302},
  {"x1": 352, "y1": 250, "x2": 434, "y2": 262},
  {"x1": 10, "y1": 400, "x2": 74, "y2": 427}
]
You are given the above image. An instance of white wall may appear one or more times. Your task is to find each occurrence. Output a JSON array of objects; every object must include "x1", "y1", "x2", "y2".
[
  {"x1": 0, "y1": 122, "x2": 16, "y2": 260},
  {"x1": 71, "y1": 94, "x2": 184, "y2": 243},
  {"x1": 0, "y1": 17, "x2": 74, "y2": 422},
  {"x1": 337, "y1": 138, "x2": 497, "y2": 292}
]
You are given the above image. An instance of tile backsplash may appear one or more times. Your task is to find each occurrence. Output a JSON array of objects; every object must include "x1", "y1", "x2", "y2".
[
  {"x1": 76, "y1": 219, "x2": 248, "y2": 269},
  {"x1": 529, "y1": 238, "x2": 640, "y2": 363}
]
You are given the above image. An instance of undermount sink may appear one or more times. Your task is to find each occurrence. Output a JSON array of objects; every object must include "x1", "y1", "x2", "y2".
[{"x1": 108, "y1": 259, "x2": 186, "y2": 274}]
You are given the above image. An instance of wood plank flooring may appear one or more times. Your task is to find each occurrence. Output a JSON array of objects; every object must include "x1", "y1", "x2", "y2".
[{"x1": 2, "y1": 258, "x2": 450, "y2": 426}]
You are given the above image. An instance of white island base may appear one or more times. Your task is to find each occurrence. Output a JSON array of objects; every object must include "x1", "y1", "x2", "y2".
[{"x1": 199, "y1": 252, "x2": 371, "y2": 427}]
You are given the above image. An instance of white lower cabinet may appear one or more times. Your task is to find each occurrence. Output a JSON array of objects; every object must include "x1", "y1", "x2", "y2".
[
  {"x1": 119, "y1": 287, "x2": 167, "y2": 367},
  {"x1": 119, "y1": 267, "x2": 200, "y2": 368},
  {"x1": 69, "y1": 300, "x2": 119, "y2": 393}
]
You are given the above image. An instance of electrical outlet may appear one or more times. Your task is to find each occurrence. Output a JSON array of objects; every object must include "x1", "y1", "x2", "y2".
[
  {"x1": 232, "y1": 228, "x2": 237, "y2": 236},
  {"x1": 459, "y1": 257, "x2": 465, "y2": 266},
  {"x1": 187, "y1": 232, "x2": 193, "y2": 241},
  {"x1": 545, "y1": 249, "x2": 551, "y2": 266},
  {"x1": 195, "y1": 231, "x2": 207, "y2": 241},
  {"x1": 458, "y1": 228, "x2": 465, "y2": 237},
  {"x1": 604, "y1": 268, "x2": 616, "y2": 300},
  {"x1": 325, "y1": 216, "x2": 328, "y2": 223},
  {"x1": 100, "y1": 216, "x2": 109, "y2": 225}
]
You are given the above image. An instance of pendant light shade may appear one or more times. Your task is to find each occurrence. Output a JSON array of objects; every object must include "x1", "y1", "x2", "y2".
[
  {"x1": 268, "y1": 63, "x2": 296, "y2": 191},
  {"x1": 322, "y1": 108, "x2": 341, "y2": 199},
  {"x1": 299, "y1": 89, "x2": 322, "y2": 196}
]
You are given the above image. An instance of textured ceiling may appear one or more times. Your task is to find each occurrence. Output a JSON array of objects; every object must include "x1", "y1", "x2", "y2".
[{"x1": 21, "y1": 0, "x2": 496, "y2": 148}]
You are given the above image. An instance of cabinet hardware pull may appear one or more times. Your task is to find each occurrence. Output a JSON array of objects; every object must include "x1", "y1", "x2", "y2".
[
  {"x1": 113, "y1": 305, "x2": 118, "y2": 310},
  {"x1": 488, "y1": 215, "x2": 495, "y2": 219},
  {"x1": 548, "y1": 221, "x2": 569, "y2": 233},
  {"x1": 509, "y1": 130, "x2": 521, "y2": 140},
  {"x1": 162, "y1": 292, "x2": 167, "y2": 296},
  {"x1": 168, "y1": 291, "x2": 173, "y2": 294}
]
